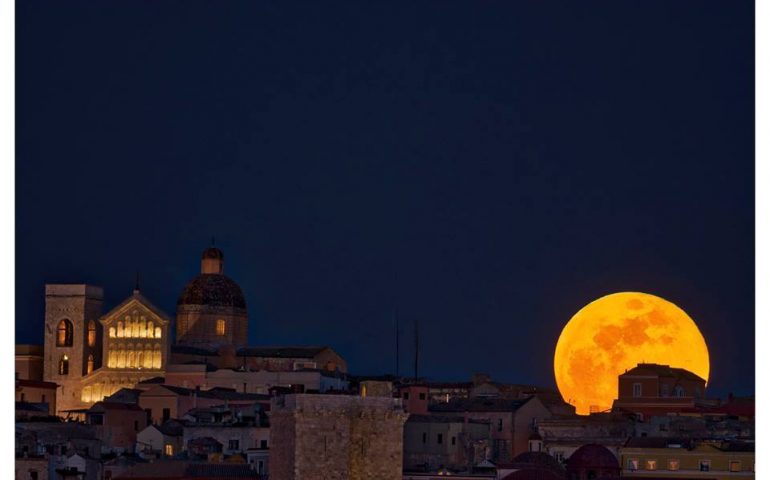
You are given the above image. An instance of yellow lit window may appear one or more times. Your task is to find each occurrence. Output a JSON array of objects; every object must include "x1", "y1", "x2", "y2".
[
  {"x1": 164, "y1": 444, "x2": 174, "y2": 456},
  {"x1": 216, "y1": 319, "x2": 226, "y2": 336},
  {"x1": 730, "y1": 461, "x2": 741, "y2": 472},
  {"x1": 87, "y1": 320, "x2": 97, "y2": 347},
  {"x1": 645, "y1": 460, "x2": 657, "y2": 470},
  {"x1": 57, "y1": 319, "x2": 73, "y2": 346},
  {"x1": 668, "y1": 459, "x2": 679, "y2": 471}
]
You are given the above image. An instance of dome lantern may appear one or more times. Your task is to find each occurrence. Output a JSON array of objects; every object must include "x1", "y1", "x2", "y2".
[{"x1": 201, "y1": 247, "x2": 224, "y2": 274}]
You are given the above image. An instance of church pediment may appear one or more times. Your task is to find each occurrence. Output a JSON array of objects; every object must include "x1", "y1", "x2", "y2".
[
  {"x1": 100, "y1": 293, "x2": 170, "y2": 327},
  {"x1": 100, "y1": 292, "x2": 171, "y2": 341}
]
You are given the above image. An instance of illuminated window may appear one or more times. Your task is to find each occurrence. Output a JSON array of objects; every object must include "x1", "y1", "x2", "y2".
[
  {"x1": 632, "y1": 383, "x2": 642, "y2": 397},
  {"x1": 645, "y1": 460, "x2": 657, "y2": 470},
  {"x1": 729, "y1": 461, "x2": 741, "y2": 472},
  {"x1": 87, "y1": 354, "x2": 94, "y2": 374},
  {"x1": 627, "y1": 459, "x2": 638, "y2": 471},
  {"x1": 59, "y1": 355, "x2": 69, "y2": 375},
  {"x1": 109, "y1": 327, "x2": 116, "y2": 338},
  {"x1": 164, "y1": 444, "x2": 174, "y2": 456},
  {"x1": 87, "y1": 320, "x2": 97, "y2": 347},
  {"x1": 216, "y1": 319, "x2": 226, "y2": 336},
  {"x1": 668, "y1": 459, "x2": 679, "y2": 471},
  {"x1": 56, "y1": 319, "x2": 73, "y2": 347}
]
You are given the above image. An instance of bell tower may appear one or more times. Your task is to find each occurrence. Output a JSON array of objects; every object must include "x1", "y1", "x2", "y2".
[{"x1": 43, "y1": 284, "x2": 103, "y2": 414}]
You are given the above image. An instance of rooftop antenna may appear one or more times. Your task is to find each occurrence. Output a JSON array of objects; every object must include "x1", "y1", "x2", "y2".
[
  {"x1": 394, "y1": 309, "x2": 400, "y2": 378},
  {"x1": 414, "y1": 318, "x2": 419, "y2": 381},
  {"x1": 133, "y1": 271, "x2": 140, "y2": 294}
]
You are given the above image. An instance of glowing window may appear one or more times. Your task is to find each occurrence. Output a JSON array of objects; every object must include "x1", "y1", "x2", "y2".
[
  {"x1": 645, "y1": 460, "x2": 657, "y2": 470},
  {"x1": 668, "y1": 459, "x2": 679, "y2": 471},
  {"x1": 56, "y1": 319, "x2": 73, "y2": 347},
  {"x1": 87, "y1": 320, "x2": 97, "y2": 347},
  {"x1": 164, "y1": 444, "x2": 174, "y2": 456},
  {"x1": 59, "y1": 355, "x2": 69, "y2": 375},
  {"x1": 216, "y1": 319, "x2": 226, "y2": 336},
  {"x1": 730, "y1": 461, "x2": 741, "y2": 472},
  {"x1": 87, "y1": 354, "x2": 94, "y2": 374}
]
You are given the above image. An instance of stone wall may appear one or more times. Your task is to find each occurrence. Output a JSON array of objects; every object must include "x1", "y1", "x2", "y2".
[
  {"x1": 43, "y1": 284, "x2": 104, "y2": 414},
  {"x1": 270, "y1": 394, "x2": 407, "y2": 480}
]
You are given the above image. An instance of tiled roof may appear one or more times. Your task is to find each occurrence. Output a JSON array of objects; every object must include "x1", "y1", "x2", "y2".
[
  {"x1": 88, "y1": 401, "x2": 144, "y2": 413},
  {"x1": 177, "y1": 274, "x2": 246, "y2": 309},
  {"x1": 15, "y1": 401, "x2": 48, "y2": 412},
  {"x1": 171, "y1": 345, "x2": 219, "y2": 356},
  {"x1": 624, "y1": 437, "x2": 693, "y2": 449},
  {"x1": 622, "y1": 363, "x2": 705, "y2": 383},
  {"x1": 236, "y1": 346, "x2": 327, "y2": 358},
  {"x1": 16, "y1": 379, "x2": 58, "y2": 389},
  {"x1": 407, "y1": 414, "x2": 468, "y2": 424},
  {"x1": 115, "y1": 461, "x2": 262, "y2": 479},
  {"x1": 429, "y1": 396, "x2": 533, "y2": 413},
  {"x1": 137, "y1": 376, "x2": 165, "y2": 384},
  {"x1": 185, "y1": 464, "x2": 259, "y2": 478},
  {"x1": 157, "y1": 420, "x2": 184, "y2": 436}
]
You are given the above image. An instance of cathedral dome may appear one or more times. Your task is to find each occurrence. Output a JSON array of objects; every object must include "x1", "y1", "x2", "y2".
[{"x1": 177, "y1": 274, "x2": 246, "y2": 309}]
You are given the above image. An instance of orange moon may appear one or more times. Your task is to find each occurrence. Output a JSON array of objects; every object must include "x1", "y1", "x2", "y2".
[{"x1": 553, "y1": 292, "x2": 709, "y2": 415}]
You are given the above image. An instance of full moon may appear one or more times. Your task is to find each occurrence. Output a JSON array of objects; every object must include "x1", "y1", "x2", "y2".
[{"x1": 553, "y1": 292, "x2": 709, "y2": 415}]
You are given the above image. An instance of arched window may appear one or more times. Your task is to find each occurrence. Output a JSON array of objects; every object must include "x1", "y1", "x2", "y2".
[
  {"x1": 154, "y1": 327, "x2": 162, "y2": 338},
  {"x1": 118, "y1": 348, "x2": 127, "y2": 369},
  {"x1": 59, "y1": 355, "x2": 69, "y2": 375},
  {"x1": 56, "y1": 319, "x2": 73, "y2": 347},
  {"x1": 216, "y1": 319, "x2": 226, "y2": 336},
  {"x1": 87, "y1": 354, "x2": 94, "y2": 374},
  {"x1": 147, "y1": 321, "x2": 154, "y2": 338},
  {"x1": 117, "y1": 321, "x2": 124, "y2": 338},
  {"x1": 153, "y1": 345, "x2": 162, "y2": 369},
  {"x1": 109, "y1": 327, "x2": 116, "y2": 338},
  {"x1": 108, "y1": 349, "x2": 116, "y2": 368},
  {"x1": 127, "y1": 346, "x2": 136, "y2": 368},
  {"x1": 87, "y1": 320, "x2": 97, "y2": 347},
  {"x1": 144, "y1": 344, "x2": 153, "y2": 369}
]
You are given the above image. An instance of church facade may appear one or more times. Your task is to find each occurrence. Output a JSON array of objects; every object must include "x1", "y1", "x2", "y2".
[{"x1": 41, "y1": 246, "x2": 261, "y2": 415}]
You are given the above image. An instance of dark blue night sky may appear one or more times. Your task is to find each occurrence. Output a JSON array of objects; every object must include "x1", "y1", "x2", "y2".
[{"x1": 16, "y1": 1, "x2": 754, "y2": 398}]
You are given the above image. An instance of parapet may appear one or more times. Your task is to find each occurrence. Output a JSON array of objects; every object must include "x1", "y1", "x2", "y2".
[{"x1": 45, "y1": 284, "x2": 104, "y2": 299}]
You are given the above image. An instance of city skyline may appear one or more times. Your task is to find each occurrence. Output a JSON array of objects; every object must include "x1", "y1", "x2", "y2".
[{"x1": 16, "y1": 1, "x2": 754, "y2": 401}]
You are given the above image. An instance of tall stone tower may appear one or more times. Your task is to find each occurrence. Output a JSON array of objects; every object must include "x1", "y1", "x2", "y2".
[
  {"x1": 270, "y1": 394, "x2": 408, "y2": 480},
  {"x1": 42, "y1": 284, "x2": 104, "y2": 414},
  {"x1": 176, "y1": 246, "x2": 248, "y2": 348}
]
